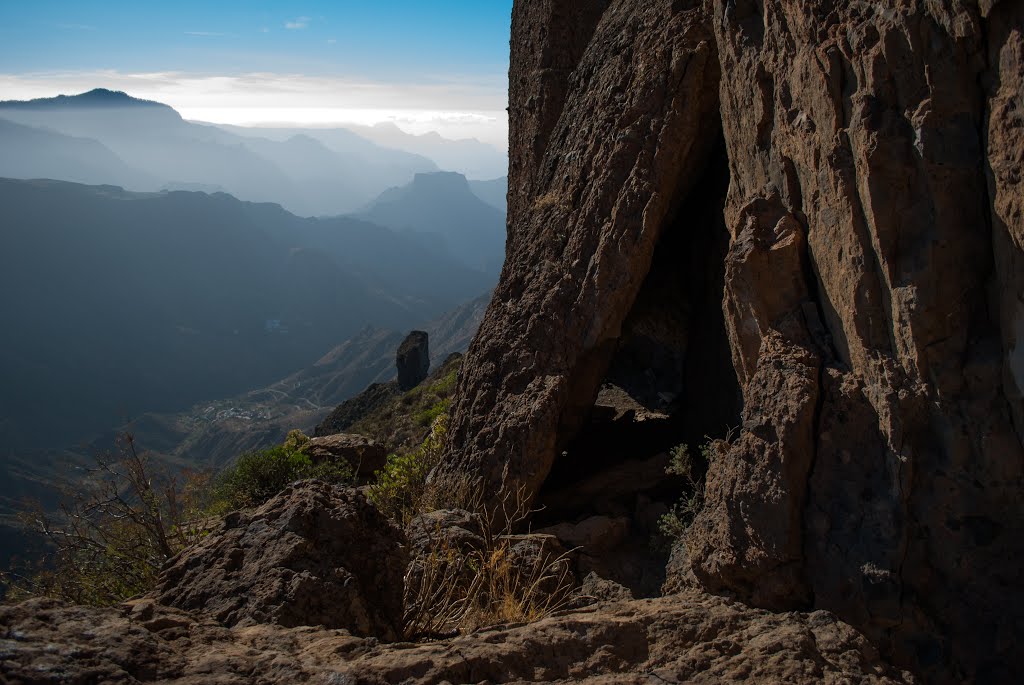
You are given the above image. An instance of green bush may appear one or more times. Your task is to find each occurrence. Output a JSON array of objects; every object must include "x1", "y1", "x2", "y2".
[
  {"x1": 211, "y1": 430, "x2": 353, "y2": 512},
  {"x1": 414, "y1": 398, "x2": 451, "y2": 427},
  {"x1": 6, "y1": 429, "x2": 355, "y2": 606},
  {"x1": 658, "y1": 441, "x2": 715, "y2": 542},
  {"x1": 369, "y1": 414, "x2": 447, "y2": 525},
  {"x1": 430, "y1": 367, "x2": 459, "y2": 395}
]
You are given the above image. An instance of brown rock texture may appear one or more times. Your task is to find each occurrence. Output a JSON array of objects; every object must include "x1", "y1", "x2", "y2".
[
  {"x1": 441, "y1": 0, "x2": 1024, "y2": 681},
  {"x1": 303, "y1": 433, "x2": 387, "y2": 476},
  {"x1": 152, "y1": 481, "x2": 406, "y2": 639},
  {"x1": 443, "y1": 0, "x2": 722, "y2": 495},
  {"x1": 0, "y1": 591, "x2": 912, "y2": 684}
]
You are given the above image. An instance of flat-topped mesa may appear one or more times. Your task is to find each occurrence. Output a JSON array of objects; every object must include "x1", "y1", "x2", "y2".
[{"x1": 438, "y1": 0, "x2": 1024, "y2": 681}]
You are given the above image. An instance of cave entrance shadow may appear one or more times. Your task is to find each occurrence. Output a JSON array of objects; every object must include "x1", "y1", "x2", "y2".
[{"x1": 533, "y1": 134, "x2": 741, "y2": 596}]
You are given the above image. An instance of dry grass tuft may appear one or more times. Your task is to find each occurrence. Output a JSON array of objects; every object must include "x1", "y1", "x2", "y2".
[
  {"x1": 532, "y1": 191, "x2": 569, "y2": 212},
  {"x1": 402, "y1": 484, "x2": 576, "y2": 638}
]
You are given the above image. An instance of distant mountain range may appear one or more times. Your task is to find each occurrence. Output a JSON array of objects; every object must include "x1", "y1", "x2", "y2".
[
  {"x1": 0, "y1": 89, "x2": 508, "y2": 216},
  {"x1": 468, "y1": 177, "x2": 508, "y2": 214},
  {"x1": 345, "y1": 122, "x2": 509, "y2": 181},
  {"x1": 0, "y1": 117, "x2": 157, "y2": 189},
  {"x1": 0, "y1": 90, "x2": 508, "y2": 570},
  {"x1": 0, "y1": 177, "x2": 495, "y2": 452}
]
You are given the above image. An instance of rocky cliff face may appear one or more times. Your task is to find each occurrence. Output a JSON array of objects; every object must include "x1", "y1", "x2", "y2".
[{"x1": 442, "y1": 1, "x2": 1023, "y2": 681}]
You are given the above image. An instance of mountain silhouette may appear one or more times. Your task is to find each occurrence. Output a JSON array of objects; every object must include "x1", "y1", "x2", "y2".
[
  {"x1": 348, "y1": 122, "x2": 508, "y2": 180},
  {"x1": 0, "y1": 90, "x2": 452, "y2": 216},
  {"x1": 469, "y1": 176, "x2": 508, "y2": 213},
  {"x1": 0, "y1": 88, "x2": 167, "y2": 110},
  {"x1": 358, "y1": 172, "x2": 506, "y2": 273},
  {"x1": 0, "y1": 118, "x2": 156, "y2": 189}
]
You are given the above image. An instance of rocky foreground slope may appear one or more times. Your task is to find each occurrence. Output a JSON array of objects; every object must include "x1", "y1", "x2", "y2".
[
  {"x1": 1, "y1": 482, "x2": 911, "y2": 685},
  {"x1": 2, "y1": 1, "x2": 1020, "y2": 683}
]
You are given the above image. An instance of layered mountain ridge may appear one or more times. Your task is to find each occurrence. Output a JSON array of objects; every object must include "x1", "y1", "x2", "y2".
[{"x1": 0, "y1": 89, "x2": 508, "y2": 216}]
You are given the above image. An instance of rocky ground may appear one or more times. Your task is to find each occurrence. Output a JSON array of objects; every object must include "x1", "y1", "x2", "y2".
[
  {"x1": 0, "y1": 482, "x2": 912, "y2": 685},
  {"x1": 1, "y1": 592, "x2": 912, "y2": 685}
]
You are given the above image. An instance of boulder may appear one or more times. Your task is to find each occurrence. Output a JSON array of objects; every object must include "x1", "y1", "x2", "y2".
[
  {"x1": 152, "y1": 481, "x2": 406, "y2": 639},
  {"x1": 539, "y1": 515, "x2": 630, "y2": 555},
  {"x1": 406, "y1": 508, "x2": 485, "y2": 556},
  {"x1": 303, "y1": 433, "x2": 387, "y2": 476},
  {"x1": 396, "y1": 330, "x2": 429, "y2": 390}
]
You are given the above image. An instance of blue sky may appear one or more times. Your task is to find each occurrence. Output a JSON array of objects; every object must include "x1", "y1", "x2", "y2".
[{"x1": 0, "y1": 1, "x2": 514, "y2": 147}]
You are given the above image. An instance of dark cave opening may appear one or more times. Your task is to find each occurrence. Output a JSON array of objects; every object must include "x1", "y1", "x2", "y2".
[{"x1": 533, "y1": 135, "x2": 741, "y2": 593}]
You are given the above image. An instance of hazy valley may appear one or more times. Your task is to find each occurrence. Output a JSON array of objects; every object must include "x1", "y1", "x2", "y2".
[{"x1": 0, "y1": 90, "x2": 506, "y2": 567}]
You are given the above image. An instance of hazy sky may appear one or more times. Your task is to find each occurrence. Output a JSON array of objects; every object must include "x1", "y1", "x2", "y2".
[{"x1": 0, "y1": 1, "x2": 513, "y2": 149}]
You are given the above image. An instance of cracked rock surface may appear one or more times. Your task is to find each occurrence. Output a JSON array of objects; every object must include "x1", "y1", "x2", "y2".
[{"x1": 441, "y1": 0, "x2": 1024, "y2": 680}]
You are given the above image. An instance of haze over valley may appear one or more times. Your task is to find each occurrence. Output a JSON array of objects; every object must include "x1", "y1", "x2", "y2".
[
  {"x1": 0, "y1": 89, "x2": 508, "y2": 216},
  {"x1": 0, "y1": 86, "x2": 507, "y2": 564}
]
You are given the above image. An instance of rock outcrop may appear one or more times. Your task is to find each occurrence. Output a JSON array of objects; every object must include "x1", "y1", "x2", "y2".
[
  {"x1": 153, "y1": 481, "x2": 406, "y2": 639},
  {"x1": 440, "y1": 0, "x2": 1024, "y2": 681},
  {"x1": 0, "y1": 591, "x2": 912, "y2": 684},
  {"x1": 396, "y1": 330, "x2": 430, "y2": 390},
  {"x1": 314, "y1": 380, "x2": 401, "y2": 437},
  {"x1": 315, "y1": 331, "x2": 437, "y2": 437},
  {"x1": 303, "y1": 433, "x2": 387, "y2": 476},
  {"x1": 3, "y1": 2, "x2": 1021, "y2": 683}
]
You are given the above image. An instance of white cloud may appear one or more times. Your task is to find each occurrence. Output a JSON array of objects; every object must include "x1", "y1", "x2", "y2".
[
  {"x1": 326, "y1": 38, "x2": 337, "y2": 44},
  {"x1": 284, "y1": 16, "x2": 310, "y2": 30},
  {"x1": 184, "y1": 31, "x2": 226, "y2": 37},
  {"x1": 0, "y1": 70, "x2": 510, "y2": 150}
]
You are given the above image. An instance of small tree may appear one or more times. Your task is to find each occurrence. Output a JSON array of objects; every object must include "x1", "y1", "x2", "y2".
[{"x1": 6, "y1": 433, "x2": 209, "y2": 605}]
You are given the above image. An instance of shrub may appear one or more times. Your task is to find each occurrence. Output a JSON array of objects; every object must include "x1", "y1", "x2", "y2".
[
  {"x1": 5, "y1": 429, "x2": 355, "y2": 606},
  {"x1": 348, "y1": 356, "x2": 462, "y2": 453},
  {"x1": 414, "y1": 398, "x2": 451, "y2": 427},
  {"x1": 430, "y1": 367, "x2": 459, "y2": 395},
  {"x1": 368, "y1": 414, "x2": 447, "y2": 526},
  {"x1": 657, "y1": 441, "x2": 716, "y2": 542},
  {"x1": 210, "y1": 430, "x2": 352, "y2": 512},
  {"x1": 3, "y1": 434, "x2": 210, "y2": 606}
]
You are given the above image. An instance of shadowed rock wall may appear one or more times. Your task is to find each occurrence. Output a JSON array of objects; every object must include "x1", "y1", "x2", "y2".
[
  {"x1": 445, "y1": 0, "x2": 722, "y2": 495},
  {"x1": 441, "y1": 0, "x2": 1023, "y2": 680}
]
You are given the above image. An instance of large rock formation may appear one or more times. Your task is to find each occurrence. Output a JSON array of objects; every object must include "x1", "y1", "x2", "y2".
[{"x1": 441, "y1": 0, "x2": 1023, "y2": 681}]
